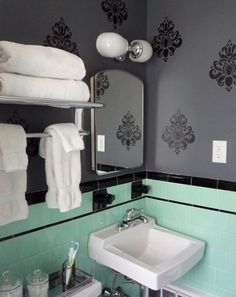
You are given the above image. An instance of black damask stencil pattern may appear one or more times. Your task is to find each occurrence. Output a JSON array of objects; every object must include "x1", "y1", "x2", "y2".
[
  {"x1": 152, "y1": 17, "x2": 182, "y2": 62},
  {"x1": 96, "y1": 72, "x2": 110, "y2": 99},
  {"x1": 209, "y1": 40, "x2": 236, "y2": 92},
  {"x1": 7, "y1": 110, "x2": 39, "y2": 157},
  {"x1": 101, "y1": 0, "x2": 128, "y2": 29},
  {"x1": 116, "y1": 111, "x2": 141, "y2": 150},
  {"x1": 44, "y1": 17, "x2": 80, "y2": 56},
  {"x1": 162, "y1": 110, "x2": 195, "y2": 154}
]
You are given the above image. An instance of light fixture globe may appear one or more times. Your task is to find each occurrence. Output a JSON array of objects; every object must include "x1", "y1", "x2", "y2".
[
  {"x1": 96, "y1": 32, "x2": 129, "y2": 58},
  {"x1": 129, "y1": 40, "x2": 153, "y2": 63}
]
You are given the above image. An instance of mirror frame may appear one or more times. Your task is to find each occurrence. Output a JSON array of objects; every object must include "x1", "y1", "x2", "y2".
[{"x1": 90, "y1": 69, "x2": 144, "y2": 175}]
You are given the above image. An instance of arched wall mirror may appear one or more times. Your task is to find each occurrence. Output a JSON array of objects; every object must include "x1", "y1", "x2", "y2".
[{"x1": 90, "y1": 69, "x2": 144, "y2": 175}]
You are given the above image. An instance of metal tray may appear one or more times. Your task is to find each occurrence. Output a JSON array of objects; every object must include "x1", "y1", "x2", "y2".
[{"x1": 24, "y1": 268, "x2": 93, "y2": 297}]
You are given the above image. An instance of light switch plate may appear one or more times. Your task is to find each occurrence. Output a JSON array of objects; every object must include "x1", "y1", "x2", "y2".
[
  {"x1": 212, "y1": 140, "x2": 227, "y2": 163},
  {"x1": 97, "y1": 135, "x2": 105, "y2": 152}
]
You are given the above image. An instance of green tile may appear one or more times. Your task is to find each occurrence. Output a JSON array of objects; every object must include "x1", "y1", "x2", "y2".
[
  {"x1": 0, "y1": 231, "x2": 42, "y2": 267},
  {"x1": 187, "y1": 262, "x2": 216, "y2": 284},
  {"x1": 204, "y1": 248, "x2": 227, "y2": 270},
  {"x1": 167, "y1": 182, "x2": 185, "y2": 202},
  {"x1": 146, "y1": 179, "x2": 168, "y2": 199},
  {"x1": 76, "y1": 215, "x2": 93, "y2": 237},
  {"x1": 215, "y1": 269, "x2": 236, "y2": 292},
  {"x1": 168, "y1": 203, "x2": 191, "y2": 225},
  {"x1": 216, "y1": 231, "x2": 236, "y2": 254},
  {"x1": 41, "y1": 221, "x2": 78, "y2": 252},
  {"x1": 226, "y1": 253, "x2": 236, "y2": 274},
  {"x1": 167, "y1": 183, "x2": 195, "y2": 204},
  {"x1": 193, "y1": 186, "x2": 219, "y2": 209},
  {"x1": 92, "y1": 210, "x2": 108, "y2": 231},
  {"x1": 49, "y1": 243, "x2": 68, "y2": 273},
  {"x1": 107, "y1": 207, "x2": 123, "y2": 225},
  {"x1": 108, "y1": 184, "x2": 127, "y2": 204},
  {"x1": 218, "y1": 190, "x2": 236, "y2": 212}
]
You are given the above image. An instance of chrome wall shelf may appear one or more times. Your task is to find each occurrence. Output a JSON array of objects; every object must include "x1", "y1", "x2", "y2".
[{"x1": 0, "y1": 95, "x2": 103, "y2": 109}]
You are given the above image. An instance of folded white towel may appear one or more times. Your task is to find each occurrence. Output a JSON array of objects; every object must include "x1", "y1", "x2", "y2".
[
  {"x1": 0, "y1": 124, "x2": 28, "y2": 172},
  {"x1": 0, "y1": 41, "x2": 86, "y2": 80},
  {"x1": 0, "y1": 73, "x2": 90, "y2": 101},
  {"x1": 39, "y1": 124, "x2": 84, "y2": 212},
  {"x1": 0, "y1": 171, "x2": 28, "y2": 226}
]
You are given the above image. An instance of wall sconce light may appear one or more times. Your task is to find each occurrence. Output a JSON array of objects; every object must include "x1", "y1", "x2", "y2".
[{"x1": 96, "y1": 32, "x2": 153, "y2": 63}]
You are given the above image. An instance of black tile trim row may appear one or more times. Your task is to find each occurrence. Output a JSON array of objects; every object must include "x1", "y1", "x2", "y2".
[
  {"x1": 147, "y1": 196, "x2": 236, "y2": 216},
  {"x1": 26, "y1": 170, "x2": 236, "y2": 206},
  {"x1": 0, "y1": 196, "x2": 145, "y2": 243},
  {"x1": 146, "y1": 171, "x2": 236, "y2": 192}
]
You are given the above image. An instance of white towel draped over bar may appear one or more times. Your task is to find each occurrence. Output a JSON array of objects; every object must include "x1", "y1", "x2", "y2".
[{"x1": 26, "y1": 130, "x2": 89, "y2": 138}]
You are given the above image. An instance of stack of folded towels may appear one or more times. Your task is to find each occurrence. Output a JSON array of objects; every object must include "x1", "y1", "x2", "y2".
[
  {"x1": 0, "y1": 41, "x2": 90, "y2": 101},
  {"x1": 0, "y1": 124, "x2": 28, "y2": 225}
]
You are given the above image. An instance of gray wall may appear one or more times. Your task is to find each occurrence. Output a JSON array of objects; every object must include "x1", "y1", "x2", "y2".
[
  {"x1": 146, "y1": 0, "x2": 236, "y2": 181},
  {"x1": 0, "y1": 0, "x2": 147, "y2": 191}
]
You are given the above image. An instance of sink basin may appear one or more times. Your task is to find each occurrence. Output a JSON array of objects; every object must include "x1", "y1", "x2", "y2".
[{"x1": 88, "y1": 218, "x2": 205, "y2": 290}]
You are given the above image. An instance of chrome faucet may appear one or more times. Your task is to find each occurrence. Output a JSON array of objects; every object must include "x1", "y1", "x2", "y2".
[{"x1": 116, "y1": 208, "x2": 148, "y2": 231}]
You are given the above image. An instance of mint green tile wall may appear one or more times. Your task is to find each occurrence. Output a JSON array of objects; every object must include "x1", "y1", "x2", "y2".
[
  {"x1": 0, "y1": 182, "x2": 143, "y2": 297},
  {"x1": 145, "y1": 179, "x2": 236, "y2": 297}
]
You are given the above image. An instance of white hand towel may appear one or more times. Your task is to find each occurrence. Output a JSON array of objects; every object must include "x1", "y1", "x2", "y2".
[
  {"x1": 0, "y1": 171, "x2": 28, "y2": 225},
  {"x1": 0, "y1": 73, "x2": 90, "y2": 102},
  {"x1": 39, "y1": 124, "x2": 84, "y2": 212},
  {"x1": 0, "y1": 124, "x2": 28, "y2": 172},
  {"x1": 0, "y1": 41, "x2": 86, "y2": 80}
]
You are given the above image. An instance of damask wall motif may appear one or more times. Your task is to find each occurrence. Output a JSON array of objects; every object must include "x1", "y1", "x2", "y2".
[
  {"x1": 96, "y1": 72, "x2": 110, "y2": 99},
  {"x1": 116, "y1": 111, "x2": 141, "y2": 150},
  {"x1": 101, "y1": 0, "x2": 128, "y2": 29},
  {"x1": 151, "y1": 17, "x2": 182, "y2": 62},
  {"x1": 44, "y1": 17, "x2": 80, "y2": 56},
  {"x1": 162, "y1": 110, "x2": 195, "y2": 155},
  {"x1": 209, "y1": 40, "x2": 236, "y2": 92}
]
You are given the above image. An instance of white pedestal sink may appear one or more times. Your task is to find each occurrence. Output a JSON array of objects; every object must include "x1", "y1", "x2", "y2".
[{"x1": 88, "y1": 218, "x2": 205, "y2": 290}]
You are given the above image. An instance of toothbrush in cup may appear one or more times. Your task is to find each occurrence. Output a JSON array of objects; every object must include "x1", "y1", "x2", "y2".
[{"x1": 65, "y1": 241, "x2": 79, "y2": 288}]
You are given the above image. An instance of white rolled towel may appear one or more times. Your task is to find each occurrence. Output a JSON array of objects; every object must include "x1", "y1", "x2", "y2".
[
  {"x1": 0, "y1": 41, "x2": 86, "y2": 80},
  {"x1": 0, "y1": 73, "x2": 90, "y2": 101}
]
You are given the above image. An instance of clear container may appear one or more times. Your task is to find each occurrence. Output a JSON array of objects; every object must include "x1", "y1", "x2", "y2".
[
  {"x1": 26, "y1": 269, "x2": 49, "y2": 297},
  {"x1": 0, "y1": 271, "x2": 23, "y2": 297}
]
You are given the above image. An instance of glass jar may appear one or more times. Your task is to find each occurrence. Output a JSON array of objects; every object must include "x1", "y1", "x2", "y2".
[
  {"x1": 0, "y1": 271, "x2": 23, "y2": 297},
  {"x1": 26, "y1": 269, "x2": 49, "y2": 297}
]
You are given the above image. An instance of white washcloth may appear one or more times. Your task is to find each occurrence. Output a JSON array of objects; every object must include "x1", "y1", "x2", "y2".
[
  {"x1": 0, "y1": 124, "x2": 28, "y2": 172},
  {"x1": 0, "y1": 171, "x2": 28, "y2": 225},
  {"x1": 39, "y1": 124, "x2": 84, "y2": 212},
  {"x1": 0, "y1": 73, "x2": 90, "y2": 101},
  {"x1": 0, "y1": 41, "x2": 86, "y2": 80}
]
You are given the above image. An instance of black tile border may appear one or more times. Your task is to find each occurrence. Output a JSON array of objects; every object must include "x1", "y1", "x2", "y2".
[
  {"x1": 168, "y1": 174, "x2": 192, "y2": 185},
  {"x1": 147, "y1": 171, "x2": 168, "y2": 181},
  {"x1": 192, "y1": 177, "x2": 217, "y2": 189},
  {"x1": 147, "y1": 195, "x2": 236, "y2": 216},
  {"x1": 0, "y1": 196, "x2": 145, "y2": 243},
  {"x1": 146, "y1": 171, "x2": 236, "y2": 192},
  {"x1": 218, "y1": 180, "x2": 236, "y2": 192},
  {"x1": 117, "y1": 174, "x2": 134, "y2": 185},
  {"x1": 26, "y1": 170, "x2": 236, "y2": 205}
]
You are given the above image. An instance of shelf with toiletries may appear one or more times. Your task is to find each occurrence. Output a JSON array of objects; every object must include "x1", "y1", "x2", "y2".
[{"x1": 0, "y1": 95, "x2": 103, "y2": 109}]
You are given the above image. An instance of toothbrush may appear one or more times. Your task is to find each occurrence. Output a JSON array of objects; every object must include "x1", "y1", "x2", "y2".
[
  {"x1": 65, "y1": 241, "x2": 79, "y2": 287},
  {"x1": 68, "y1": 241, "x2": 79, "y2": 268}
]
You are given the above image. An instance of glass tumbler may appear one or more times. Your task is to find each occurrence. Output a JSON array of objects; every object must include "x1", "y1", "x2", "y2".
[
  {"x1": 26, "y1": 269, "x2": 49, "y2": 297},
  {"x1": 0, "y1": 271, "x2": 23, "y2": 297}
]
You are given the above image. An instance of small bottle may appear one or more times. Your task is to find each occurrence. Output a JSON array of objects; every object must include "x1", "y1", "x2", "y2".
[
  {"x1": 0, "y1": 270, "x2": 23, "y2": 297},
  {"x1": 26, "y1": 269, "x2": 49, "y2": 297}
]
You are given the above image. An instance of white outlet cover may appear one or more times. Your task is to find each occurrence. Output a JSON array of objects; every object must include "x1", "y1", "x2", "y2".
[{"x1": 212, "y1": 140, "x2": 227, "y2": 163}]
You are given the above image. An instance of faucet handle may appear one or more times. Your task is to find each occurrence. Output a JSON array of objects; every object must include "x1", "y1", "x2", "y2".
[{"x1": 124, "y1": 208, "x2": 143, "y2": 221}]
